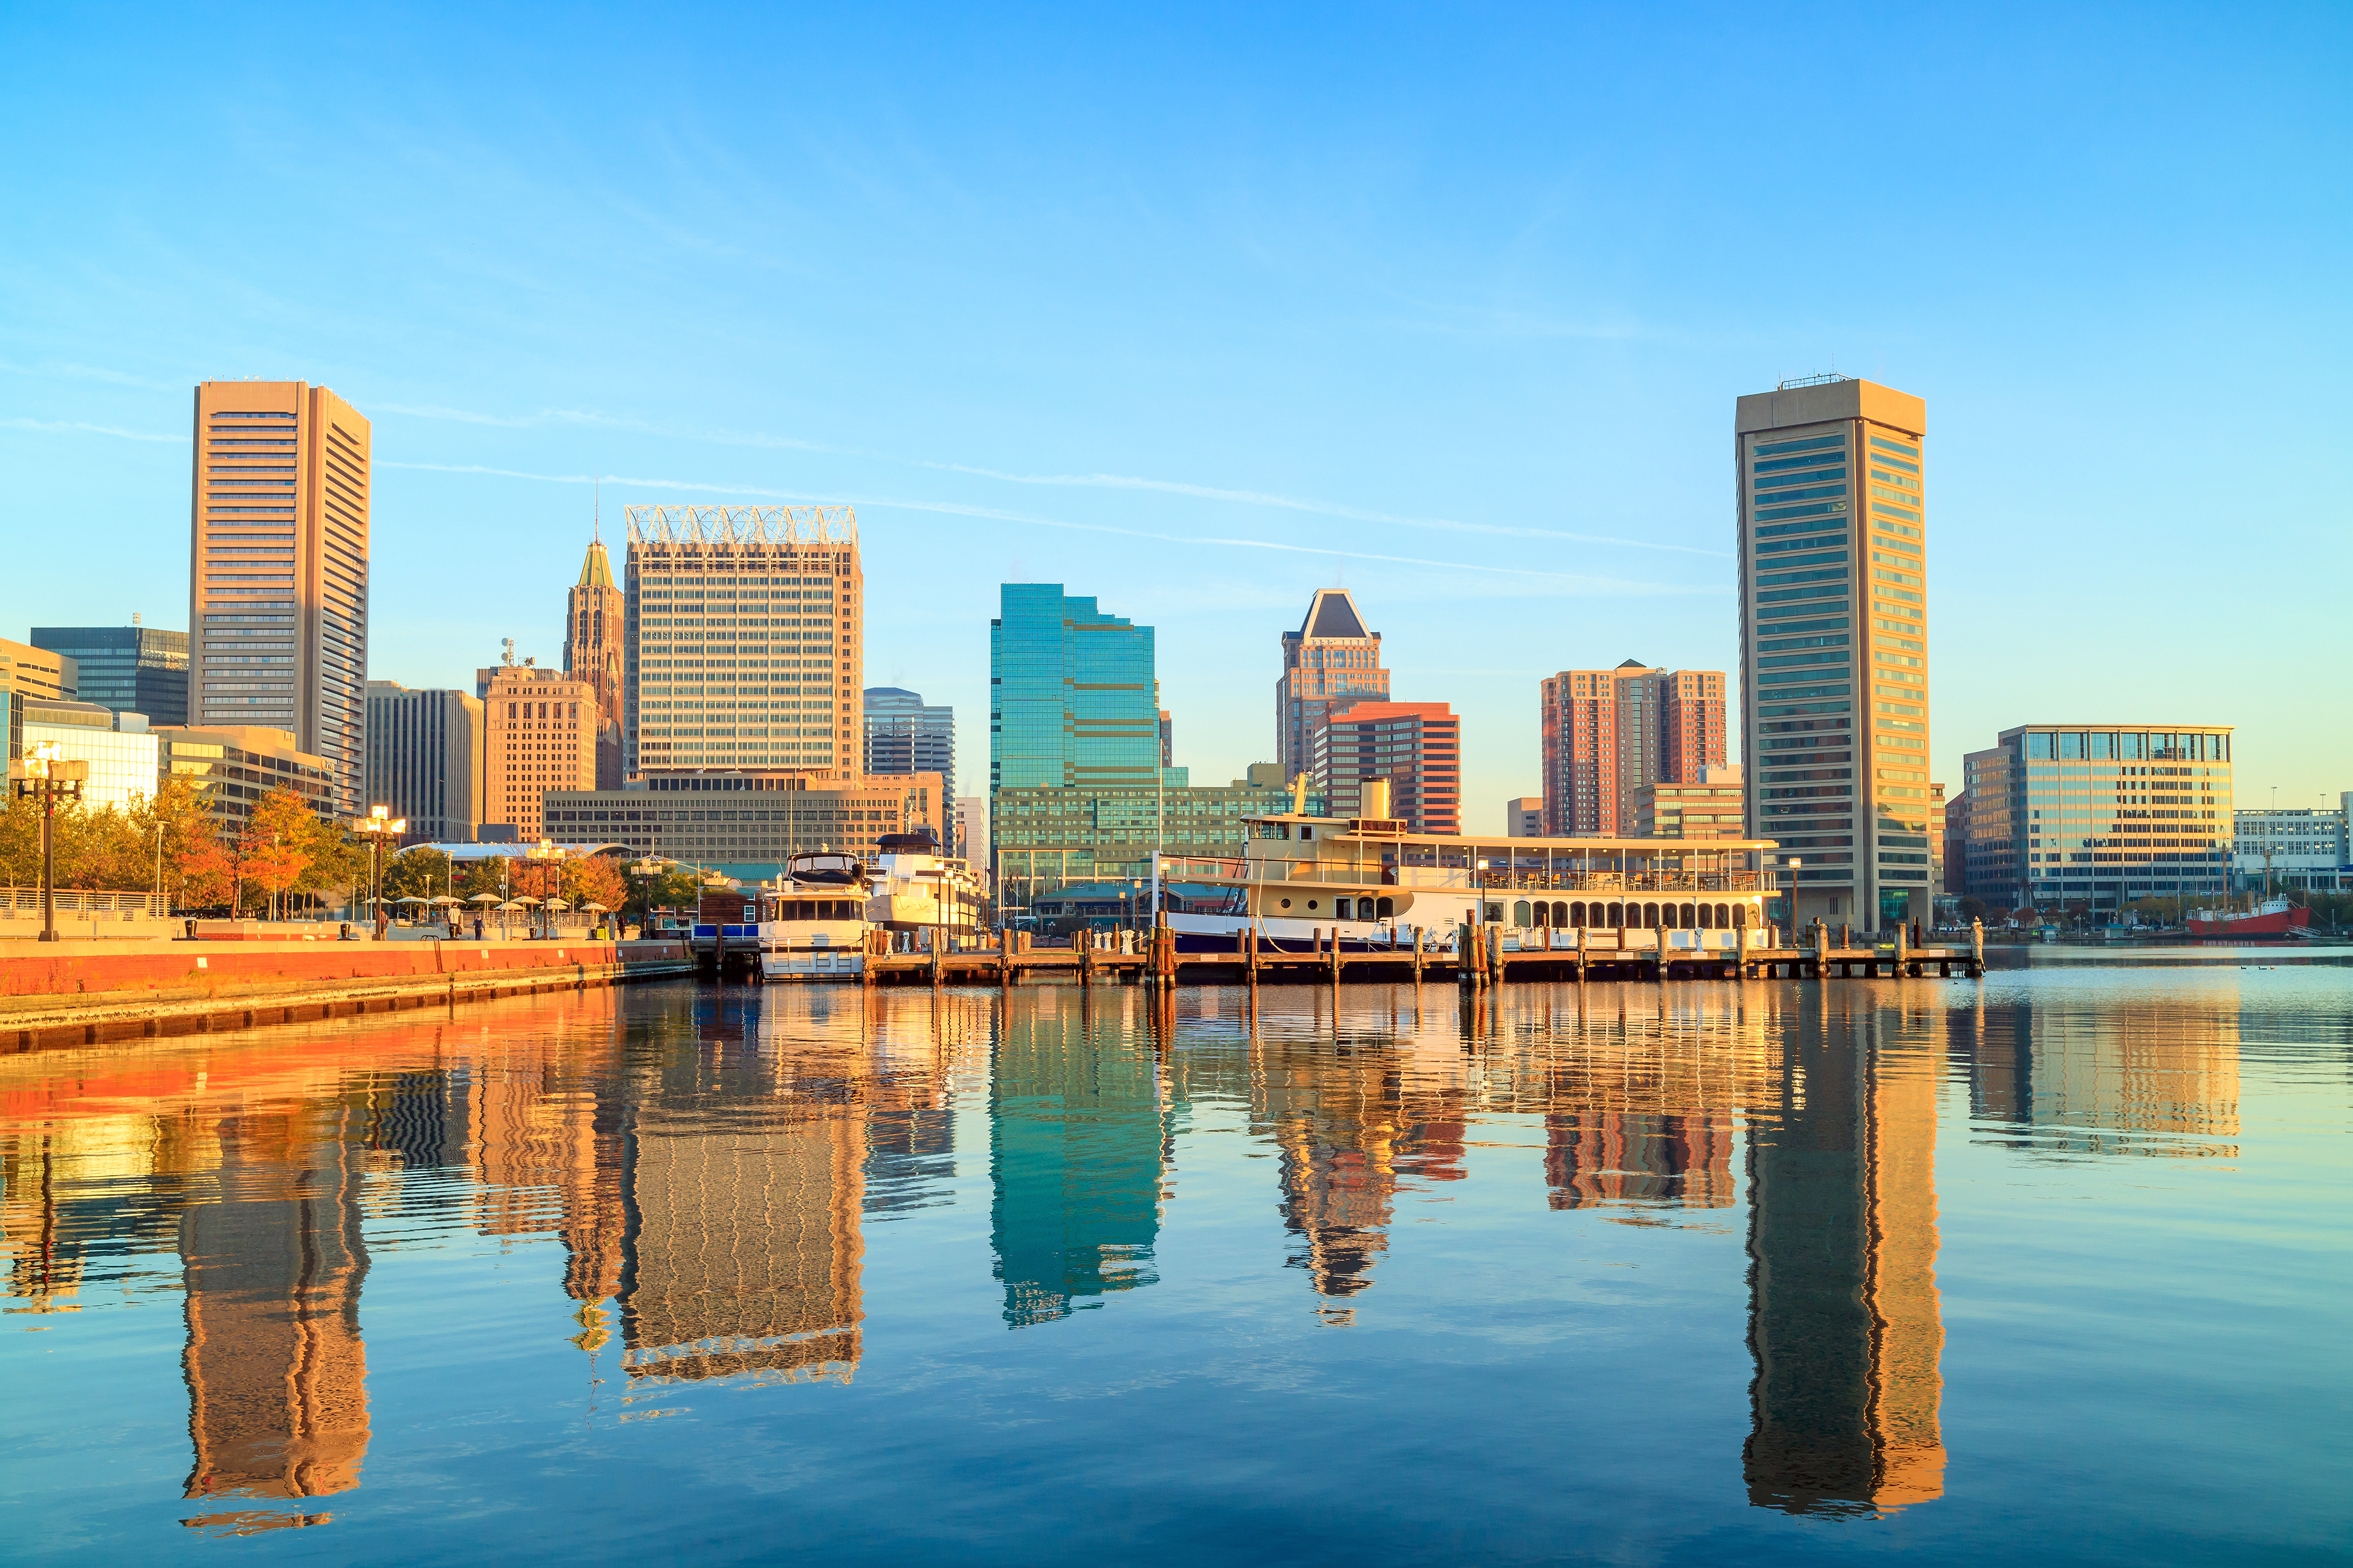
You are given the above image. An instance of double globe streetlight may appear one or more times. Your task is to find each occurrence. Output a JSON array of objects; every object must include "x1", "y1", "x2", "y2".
[
  {"x1": 354, "y1": 804, "x2": 407, "y2": 940},
  {"x1": 11, "y1": 742, "x2": 89, "y2": 943}
]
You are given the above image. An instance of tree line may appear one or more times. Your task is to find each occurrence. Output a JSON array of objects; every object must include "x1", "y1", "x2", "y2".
[{"x1": 0, "y1": 779, "x2": 671, "y2": 922}]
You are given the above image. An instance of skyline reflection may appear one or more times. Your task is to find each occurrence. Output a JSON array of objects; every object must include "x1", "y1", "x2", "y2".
[{"x1": 0, "y1": 974, "x2": 2269, "y2": 1535}]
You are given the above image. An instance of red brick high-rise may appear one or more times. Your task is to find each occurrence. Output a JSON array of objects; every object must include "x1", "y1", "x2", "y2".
[
  {"x1": 1311, "y1": 700, "x2": 1460, "y2": 835},
  {"x1": 1541, "y1": 662, "x2": 1726, "y2": 836}
]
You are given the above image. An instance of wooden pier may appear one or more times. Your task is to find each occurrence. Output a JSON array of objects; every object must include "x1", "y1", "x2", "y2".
[{"x1": 845, "y1": 922, "x2": 1988, "y2": 987}]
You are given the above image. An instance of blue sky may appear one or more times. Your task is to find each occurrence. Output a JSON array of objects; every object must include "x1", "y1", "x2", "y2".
[{"x1": 3, "y1": 4, "x2": 2347, "y2": 824}]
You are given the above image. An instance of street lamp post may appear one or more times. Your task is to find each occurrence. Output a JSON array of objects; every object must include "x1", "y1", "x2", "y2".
[
  {"x1": 526, "y1": 838, "x2": 565, "y2": 938},
  {"x1": 11, "y1": 744, "x2": 89, "y2": 943},
  {"x1": 354, "y1": 805, "x2": 407, "y2": 940},
  {"x1": 632, "y1": 857, "x2": 667, "y2": 940}
]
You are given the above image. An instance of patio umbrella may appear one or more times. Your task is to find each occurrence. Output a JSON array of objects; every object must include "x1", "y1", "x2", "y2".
[
  {"x1": 395, "y1": 896, "x2": 430, "y2": 905},
  {"x1": 512, "y1": 896, "x2": 543, "y2": 907},
  {"x1": 469, "y1": 893, "x2": 502, "y2": 905},
  {"x1": 545, "y1": 899, "x2": 572, "y2": 911},
  {"x1": 497, "y1": 901, "x2": 528, "y2": 912},
  {"x1": 580, "y1": 903, "x2": 608, "y2": 912},
  {"x1": 430, "y1": 895, "x2": 463, "y2": 906}
]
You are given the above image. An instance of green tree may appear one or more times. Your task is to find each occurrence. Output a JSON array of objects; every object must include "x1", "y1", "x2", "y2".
[
  {"x1": 381, "y1": 846, "x2": 455, "y2": 904},
  {"x1": 457, "y1": 855, "x2": 514, "y2": 901}
]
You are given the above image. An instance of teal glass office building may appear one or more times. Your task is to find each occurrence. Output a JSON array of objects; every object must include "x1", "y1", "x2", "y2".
[{"x1": 989, "y1": 585, "x2": 1185, "y2": 792}]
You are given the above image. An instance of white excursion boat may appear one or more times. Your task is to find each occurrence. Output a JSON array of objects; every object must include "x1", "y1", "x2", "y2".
[
  {"x1": 758, "y1": 851, "x2": 873, "y2": 982},
  {"x1": 864, "y1": 829, "x2": 988, "y2": 940},
  {"x1": 1155, "y1": 779, "x2": 1783, "y2": 956}
]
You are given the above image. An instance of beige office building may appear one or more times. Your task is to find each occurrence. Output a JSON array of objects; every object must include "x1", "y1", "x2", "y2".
[
  {"x1": 155, "y1": 725, "x2": 339, "y2": 831},
  {"x1": 365, "y1": 681, "x2": 484, "y2": 843},
  {"x1": 186, "y1": 381, "x2": 371, "y2": 819},
  {"x1": 482, "y1": 666, "x2": 597, "y2": 842},
  {"x1": 1, "y1": 635, "x2": 78, "y2": 762},
  {"x1": 625, "y1": 506, "x2": 864, "y2": 780},
  {"x1": 1736, "y1": 375, "x2": 1930, "y2": 930},
  {"x1": 1633, "y1": 766, "x2": 1747, "y2": 841}
]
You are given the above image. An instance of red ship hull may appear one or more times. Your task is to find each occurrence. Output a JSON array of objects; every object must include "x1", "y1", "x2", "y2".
[{"x1": 2186, "y1": 906, "x2": 2313, "y2": 937}]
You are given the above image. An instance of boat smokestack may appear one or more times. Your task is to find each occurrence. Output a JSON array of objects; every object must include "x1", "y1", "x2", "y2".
[{"x1": 1360, "y1": 778, "x2": 1392, "y2": 821}]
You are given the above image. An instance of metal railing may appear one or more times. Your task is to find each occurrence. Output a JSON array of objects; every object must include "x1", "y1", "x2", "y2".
[
  {"x1": 0, "y1": 888, "x2": 171, "y2": 917},
  {"x1": 1159, "y1": 861, "x2": 1769, "y2": 894}
]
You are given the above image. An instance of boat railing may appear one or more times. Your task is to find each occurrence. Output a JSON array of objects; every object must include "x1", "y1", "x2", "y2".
[{"x1": 1177, "y1": 858, "x2": 1772, "y2": 894}]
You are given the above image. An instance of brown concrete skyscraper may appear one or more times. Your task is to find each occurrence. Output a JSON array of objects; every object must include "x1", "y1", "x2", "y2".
[
  {"x1": 186, "y1": 381, "x2": 370, "y2": 817},
  {"x1": 1276, "y1": 590, "x2": 1386, "y2": 781},
  {"x1": 1736, "y1": 375, "x2": 1929, "y2": 930},
  {"x1": 565, "y1": 531, "x2": 625, "y2": 789}
]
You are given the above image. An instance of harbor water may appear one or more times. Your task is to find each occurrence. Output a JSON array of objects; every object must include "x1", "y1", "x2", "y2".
[{"x1": 3, "y1": 959, "x2": 2347, "y2": 1564}]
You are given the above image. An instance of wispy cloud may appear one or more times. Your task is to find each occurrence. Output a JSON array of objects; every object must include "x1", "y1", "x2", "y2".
[
  {"x1": 378, "y1": 401, "x2": 1728, "y2": 557},
  {"x1": 0, "y1": 416, "x2": 183, "y2": 442},
  {"x1": 381, "y1": 459, "x2": 1710, "y2": 595},
  {"x1": 0, "y1": 359, "x2": 178, "y2": 391}
]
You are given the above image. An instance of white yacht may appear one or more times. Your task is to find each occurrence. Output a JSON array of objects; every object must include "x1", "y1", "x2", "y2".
[
  {"x1": 1157, "y1": 779, "x2": 1783, "y2": 957},
  {"x1": 757, "y1": 851, "x2": 872, "y2": 982},
  {"x1": 864, "y1": 829, "x2": 987, "y2": 943}
]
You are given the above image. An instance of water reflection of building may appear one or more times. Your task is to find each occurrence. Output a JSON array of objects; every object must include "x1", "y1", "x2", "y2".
[
  {"x1": 991, "y1": 995, "x2": 1170, "y2": 1327},
  {"x1": 1957, "y1": 998, "x2": 2240, "y2": 1158},
  {"x1": 610, "y1": 997, "x2": 872, "y2": 1385},
  {"x1": 181, "y1": 1104, "x2": 373, "y2": 1502},
  {"x1": 1545, "y1": 1112, "x2": 1734, "y2": 1211},
  {"x1": 1744, "y1": 1007, "x2": 1944, "y2": 1516},
  {"x1": 617, "y1": 1109, "x2": 866, "y2": 1384}
]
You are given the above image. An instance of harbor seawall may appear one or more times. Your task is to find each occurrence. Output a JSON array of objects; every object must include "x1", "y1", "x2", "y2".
[{"x1": 0, "y1": 940, "x2": 694, "y2": 1052}]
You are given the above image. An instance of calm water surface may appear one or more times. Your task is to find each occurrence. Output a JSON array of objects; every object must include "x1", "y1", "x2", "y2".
[{"x1": 4, "y1": 965, "x2": 2348, "y2": 1564}]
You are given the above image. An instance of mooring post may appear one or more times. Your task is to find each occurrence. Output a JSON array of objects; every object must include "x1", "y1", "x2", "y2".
[
  {"x1": 1653, "y1": 919, "x2": 1668, "y2": 983},
  {"x1": 1972, "y1": 917, "x2": 1985, "y2": 976},
  {"x1": 1576, "y1": 923, "x2": 1588, "y2": 984},
  {"x1": 1735, "y1": 922, "x2": 1748, "y2": 981},
  {"x1": 1412, "y1": 925, "x2": 1423, "y2": 984},
  {"x1": 1895, "y1": 920, "x2": 1908, "y2": 977},
  {"x1": 1815, "y1": 920, "x2": 1830, "y2": 981}
]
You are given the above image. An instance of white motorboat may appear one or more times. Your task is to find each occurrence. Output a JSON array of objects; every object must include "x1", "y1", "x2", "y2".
[{"x1": 757, "y1": 851, "x2": 872, "y2": 982}]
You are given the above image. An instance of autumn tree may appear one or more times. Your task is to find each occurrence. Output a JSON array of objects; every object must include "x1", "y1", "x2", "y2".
[
  {"x1": 560, "y1": 854, "x2": 627, "y2": 913},
  {"x1": 238, "y1": 787, "x2": 319, "y2": 923}
]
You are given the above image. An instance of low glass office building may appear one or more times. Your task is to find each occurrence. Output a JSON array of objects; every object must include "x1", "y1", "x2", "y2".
[{"x1": 1962, "y1": 724, "x2": 2233, "y2": 913}]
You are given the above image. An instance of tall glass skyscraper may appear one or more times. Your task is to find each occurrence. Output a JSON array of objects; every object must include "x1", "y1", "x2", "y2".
[
  {"x1": 989, "y1": 585, "x2": 1181, "y2": 792},
  {"x1": 1736, "y1": 375, "x2": 1931, "y2": 932}
]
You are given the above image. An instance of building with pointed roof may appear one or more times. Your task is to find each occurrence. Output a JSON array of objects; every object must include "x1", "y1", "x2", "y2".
[
  {"x1": 1276, "y1": 588, "x2": 1387, "y2": 781},
  {"x1": 566, "y1": 527, "x2": 625, "y2": 789}
]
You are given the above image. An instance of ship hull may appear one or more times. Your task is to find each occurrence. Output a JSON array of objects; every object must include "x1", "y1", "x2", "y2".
[{"x1": 2186, "y1": 906, "x2": 2312, "y2": 937}]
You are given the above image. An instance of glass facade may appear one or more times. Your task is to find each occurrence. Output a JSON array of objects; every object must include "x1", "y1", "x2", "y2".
[
  {"x1": 993, "y1": 780, "x2": 1302, "y2": 910},
  {"x1": 989, "y1": 585, "x2": 1178, "y2": 792},
  {"x1": 29, "y1": 625, "x2": 188, "y2": 726},
  {"x1": 1962, "y1": 727, "x2": 2233, "y2": 911},
  {"x1": 1738, "y1": 378, "x2": 1931, "y2": 930},
  {"x1": 863, "y1": 687, "x2": 955, "y2": 784},
  {"x1": 22, "y1": 703, "x2": 162, "y2": 811}
]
